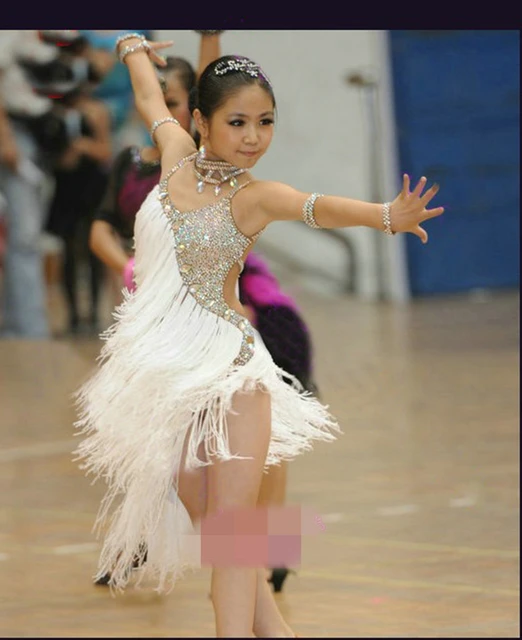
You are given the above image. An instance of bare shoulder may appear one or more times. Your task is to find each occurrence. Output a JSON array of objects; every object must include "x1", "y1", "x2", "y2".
[
  {"x1": 240, "y1": 179, "x2": 298, "y2": 203},
  {"x1": 241, "y1": 180, "x2": 307, "y2": 224},
  {"x1": 229, "y1": 179, "x2": 303, "y2": 236}
]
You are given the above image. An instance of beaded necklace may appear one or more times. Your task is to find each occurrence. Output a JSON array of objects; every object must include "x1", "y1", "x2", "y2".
[{"x1": 193, "y1": 153, "x2": 247, "y2": 196}]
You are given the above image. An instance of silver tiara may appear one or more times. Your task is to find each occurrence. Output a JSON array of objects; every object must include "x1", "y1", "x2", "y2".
[{"x1": 214, "y1": 58, "x2": 263, "y2": 79}]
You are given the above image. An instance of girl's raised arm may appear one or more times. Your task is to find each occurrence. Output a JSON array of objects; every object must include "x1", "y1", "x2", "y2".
[{"x1": 116, "y1": 34, "x2": 196, "y2": 158}]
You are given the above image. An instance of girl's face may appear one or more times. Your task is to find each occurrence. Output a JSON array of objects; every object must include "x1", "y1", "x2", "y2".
[
  {"x1": 164, "y1": 71, "x2": 192, "y2": 133},
  {"x1": 195, "y1": 84, "x2": 275, "y2": 169}
]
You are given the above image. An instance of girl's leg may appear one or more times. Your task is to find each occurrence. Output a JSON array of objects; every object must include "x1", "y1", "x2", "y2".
[
  {"x1": 205, "y1": 387, "x2": 271, "y2": 637},
  {"x1": 257, "y1": 462, "x2": 290, "y2": 585},
  {"x1": 177, "y1": 388, "x2": 295, "y2": 637},
  {"x1": 253, "y1": 568, "x2": 294, "y2": 638},
  {"x1": 258, "y1": 461, "x2": 288, "y2": 507}
]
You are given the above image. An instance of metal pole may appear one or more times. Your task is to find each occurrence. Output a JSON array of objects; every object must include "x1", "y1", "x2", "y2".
[{"x1": 346, "y1": 71, "x2": 387, "y2": 301}]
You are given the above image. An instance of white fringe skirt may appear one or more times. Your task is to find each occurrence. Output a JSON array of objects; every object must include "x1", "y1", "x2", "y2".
[{"x1": 73, "y1": 193, "x2": 340, "y2": 593}]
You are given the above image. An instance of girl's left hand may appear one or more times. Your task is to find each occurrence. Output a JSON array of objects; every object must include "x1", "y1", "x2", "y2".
[{"x1": 389, "y1": 174, "x2": 444, "y2": 244}]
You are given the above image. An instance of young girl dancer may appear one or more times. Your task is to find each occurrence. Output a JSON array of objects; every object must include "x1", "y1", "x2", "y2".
[
  {"x1": 75, "y1": 34, "x2": 443, "y2": 638},
  {"x1": 89, "y1": 32, "x2": 315, "y2": 593}
]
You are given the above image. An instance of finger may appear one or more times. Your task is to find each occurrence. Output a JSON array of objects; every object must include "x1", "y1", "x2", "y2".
[
  {"x1": 413, "y1": 225, "x2": 428, "y2": 244},
  {"x1": 150, "y1": 52, "x2": 167, "y2": 67},
  {"x1": 420, "y1": 183, "x2": 440, "y2": 207},
  {"x1": 150, "y1": 40, "x2": 174, "y2": 50},
  {"x1": 402, "y1": 173, "x2": 411, "y2": 196},
  {"x1": 411, "y1": 176, "x2": 427, "y2": 198},
  {"x1": 422, "y1": 205, "x2": 445, "y2": 220}
]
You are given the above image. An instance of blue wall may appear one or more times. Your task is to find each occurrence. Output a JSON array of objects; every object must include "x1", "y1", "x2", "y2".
[{"x1": 389, "y1": 30, "x2": 519, "y2": 295}]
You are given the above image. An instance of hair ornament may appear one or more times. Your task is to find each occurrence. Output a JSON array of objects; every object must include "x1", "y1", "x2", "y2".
[{"x1": 214, "y1": 57, "x2": 262, "y2": 78}]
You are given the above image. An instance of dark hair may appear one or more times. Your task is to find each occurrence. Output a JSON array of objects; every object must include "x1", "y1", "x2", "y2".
[
  {"x1": 159, "y1": 56, "x2": 196, "y2": 95},
  {"x1": 189, "y1": 55, "x2": 275, "y2": 119}
]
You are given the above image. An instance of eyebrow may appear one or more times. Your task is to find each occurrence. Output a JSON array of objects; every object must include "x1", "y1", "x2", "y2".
[{"x1": 228, "y1": 111, "x2": 275, "y2": 117}]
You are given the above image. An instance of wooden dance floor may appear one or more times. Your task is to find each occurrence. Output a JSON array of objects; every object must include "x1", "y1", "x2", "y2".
[{"x1": 0, "y1": 282, "x2": 519, "y2": 637}]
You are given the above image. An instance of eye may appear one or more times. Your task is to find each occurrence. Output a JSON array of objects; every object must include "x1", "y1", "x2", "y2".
[
  {"x1": 260, "y1": 118, "x2": 274, "y2": 126},
  {"x1": 166, "y1": 101, "x2": 179, "y2": 108},
  {"x1": 229, "y1": 120, "x2": 244, "y2": 127}
]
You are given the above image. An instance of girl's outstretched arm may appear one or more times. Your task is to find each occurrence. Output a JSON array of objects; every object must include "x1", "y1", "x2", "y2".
[{"x1": 254, "y1": 174, "x2": 444, "y2": 244}]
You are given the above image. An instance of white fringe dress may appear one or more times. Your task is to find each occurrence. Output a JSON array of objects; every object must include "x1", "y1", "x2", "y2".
[{"x1": 74, "y1": 152, "x2": 340, "y2": 592}]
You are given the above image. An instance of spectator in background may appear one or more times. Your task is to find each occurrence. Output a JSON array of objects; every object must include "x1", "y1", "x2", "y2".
[
  {"x1": 0, "y1": 30, "x2": 57, "y2": 338},
  {"x1": 44, "y1": 63, "x2": 113, "y2": 334},
  {"x1": 32, "y1": 31, "x2": 114, "y2": 336},
  {"x1": 0, "y1": 30, "x2": 115, "y2": 339},
  {"x1": 79, "y1": 30, "x2": 152, "y2": 155}
]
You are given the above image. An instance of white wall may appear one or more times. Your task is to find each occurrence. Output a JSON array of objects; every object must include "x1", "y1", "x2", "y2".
[{"x1": 155, "y1": 30, "x2": 410, "y2": 302}]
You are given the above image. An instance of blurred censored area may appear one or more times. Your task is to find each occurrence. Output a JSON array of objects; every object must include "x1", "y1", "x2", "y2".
[{"x1": 199, "y1": 505, "x2": 325, "y2": 568}]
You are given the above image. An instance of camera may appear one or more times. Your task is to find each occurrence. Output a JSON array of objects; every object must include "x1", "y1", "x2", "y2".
[
  {"x1": 18, "y1": 31, "x2": 105, "y2": 99},
  {"x1": 1, "y1": 31, "x2": 108, "y2": 161}
]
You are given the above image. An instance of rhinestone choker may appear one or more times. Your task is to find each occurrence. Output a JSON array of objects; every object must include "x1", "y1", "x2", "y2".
[{"x1": 193, "y1": 153, "x2": 247, "y2": 196}]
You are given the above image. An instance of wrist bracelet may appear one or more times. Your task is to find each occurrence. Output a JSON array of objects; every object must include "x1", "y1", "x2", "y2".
[
  {"x1": 119, "y1": 41, "x2": 151, "y2": 64},
  {"x1": 150, "y1": 117, "x2": 181, "y2": 143},
  {"x1": 382, "y1": 202, "x2": 395, "y2": 235},
  {"x1": 115, "y1": 32, "x2": 145, "y2": 53}
]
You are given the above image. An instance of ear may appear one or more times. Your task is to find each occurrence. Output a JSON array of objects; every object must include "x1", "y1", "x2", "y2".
[{"x1": 192, "y1": 108, "x2": 208, "y2": 140}]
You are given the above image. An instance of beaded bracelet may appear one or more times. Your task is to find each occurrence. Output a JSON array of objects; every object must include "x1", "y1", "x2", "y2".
[
  {"x1": 302, "y1": 193, "x2": 324, "y2": 229},
  {"x1": 119, "y1": 40, "x2": 151, "y2": 64},
  {"x1": 150, "y1": 117, "x2": 181, "y2": 143},
  {"x1": 382, "y1": 202, "x2": 395, "y2": 235},
  {"x1": 115, "y1": 32, "x2": 145, "y2": 53}
]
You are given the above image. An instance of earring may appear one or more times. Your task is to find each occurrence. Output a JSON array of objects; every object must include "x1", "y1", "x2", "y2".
[{"x1": 198, "y1": 145, "x2": 206, "y2": 159}]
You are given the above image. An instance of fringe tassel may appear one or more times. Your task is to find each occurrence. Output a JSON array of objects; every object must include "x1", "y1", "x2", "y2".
[{"x1": 73, "y1": 194, "x2": 340, "y2": 592}]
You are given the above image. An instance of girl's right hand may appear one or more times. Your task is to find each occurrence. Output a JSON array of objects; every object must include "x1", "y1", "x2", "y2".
[
  {"x1": 144, "y1": 39, "x2": 173, "y2": 68},
  {"x1": 116, "y1": 35, "x2": 173, "y2": 68}
]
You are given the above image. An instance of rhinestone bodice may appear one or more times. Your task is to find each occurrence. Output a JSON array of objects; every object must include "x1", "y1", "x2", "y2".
[{"x1": 157, "y1": 153, "x2": 262, "y2": 366}]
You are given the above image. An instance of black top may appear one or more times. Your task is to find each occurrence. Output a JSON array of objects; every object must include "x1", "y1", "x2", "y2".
[{"x1": 93, "y1": 146, "x2": 161, "y2": 239}]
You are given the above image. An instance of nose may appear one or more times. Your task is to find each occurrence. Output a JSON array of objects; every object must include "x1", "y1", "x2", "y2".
[{"x1": 242, "y1": 124, "x2": 259, "y2": 145}]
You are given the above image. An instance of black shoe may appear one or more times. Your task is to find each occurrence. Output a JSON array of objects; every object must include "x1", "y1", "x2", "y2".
[
  {"x1": 93, "y1": 546, "x2": 148, "y2": 586},
  {"x1": 94, "y1": 571, "x2": 112, "y2": 586},
  {"x1": 267, "y1": 567, "x2": 295, "y2": 593}
]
